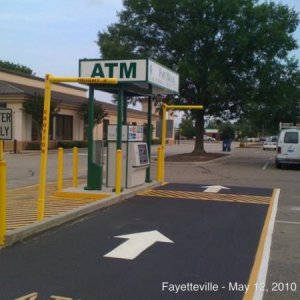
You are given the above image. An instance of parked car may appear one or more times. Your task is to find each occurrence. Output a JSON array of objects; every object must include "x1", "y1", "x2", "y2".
[
  {"x1": 276, "y1": 129, "x2": 300, "y2": 168},
  {"x1": 203, "y1": 135, "x2": 216, "y2": 141},
  {"x1": 263, "y1": 136, "x2": 278, "y2": 150},
  {"x1": 247, "y1": 137, "x2": 260, "y2": 142}
]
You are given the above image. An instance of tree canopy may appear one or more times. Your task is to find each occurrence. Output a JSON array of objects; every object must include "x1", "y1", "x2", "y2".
[
  {"x1": 78, "y1": 100, "x2": 107, "y2": 127},
  {"x1": 0, "y1": 60, "x2": 34, "y2": 75},
  {"x1": 97, "y1": 0, "x2": 300, "y2": 152}
]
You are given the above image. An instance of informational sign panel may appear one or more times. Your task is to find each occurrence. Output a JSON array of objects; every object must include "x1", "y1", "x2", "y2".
[
  {"x1": 107, "y1": 125, "x2": 144, "y2": 142},
  {"x1": 156, "y1": 120, "x2": 174, "y2": 139},
  {"x1": 107, "y1": 125, "x2": 128, "y2": 141},
  {"x1": 128, "y1": 126, "x2": 143, "y2": 141},
  {"x1": 0, "y1": 108, "x2": 12, "y2": 140},
  {"x1": 148, "y1": 59, "x2": 179, "y2": 94}
]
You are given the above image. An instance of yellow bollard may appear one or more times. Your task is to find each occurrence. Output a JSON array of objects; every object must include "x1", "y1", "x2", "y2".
[
  {"x1": 0, "y1": 160, "x2": 7, "y2": 245},
  {"x1": 115, "y1": 149, "x2": 122, "y2": 194},
  {"x1": 73, "y1": 147, "x2": 78, "y2": 187},
  {"x1": 57, "y1": 147, "x2": 64, "y2": 192},
  {"x1": 156, "y1": 146, "x2": 162, "y2": 182},
  {"x1": 160, "y1": 145, "x2": 165, "y2": 184},
  {"x1": 0, "y1": 140, "x2": 3, "y2": 160}
]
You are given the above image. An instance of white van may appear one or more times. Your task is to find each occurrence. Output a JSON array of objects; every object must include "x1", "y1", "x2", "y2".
[{"x1": 276, "y1": 128, "x2": 300, "y2": 168}]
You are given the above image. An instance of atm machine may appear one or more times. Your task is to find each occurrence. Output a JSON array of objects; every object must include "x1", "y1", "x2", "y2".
[{"x1": 106, "y1": 125, "x2": 149, "y2": 189}]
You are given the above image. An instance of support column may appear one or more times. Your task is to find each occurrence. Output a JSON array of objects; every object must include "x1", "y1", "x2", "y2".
[
  {"x1": 146, "y1": 96, "x2": 152, "y2": 182},
  {"x1": 123, "y1": 96, "x2": 127, "y2": 125},
  {"x1": 115, "y1": 87, "x2": 123, "y2": 193},
  {"x1": 85, "y1": 86, "x2": 102, "y2": 190}
]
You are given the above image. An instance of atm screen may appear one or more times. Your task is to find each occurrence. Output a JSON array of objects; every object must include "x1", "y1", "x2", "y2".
[{"x1": 137, "y1": 144, "x2": 149, "y2": 164}]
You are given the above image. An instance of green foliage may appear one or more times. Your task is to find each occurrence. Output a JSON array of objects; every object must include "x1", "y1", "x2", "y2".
[
  {"x1": 97, "y1": 0, "x2": 300, "y2": 152},
  {"x1": 220, "y1": 123, "x2": 235, "y2": 140},
  {"x1": 78, "y1": 100, "x2": 107, "y2": 127},
  {"x1": 23, "y1": 93, "x2": 59, "y2": 140},
  {"x1": 57, "y1": 140, "x2": 88, "y2": 148},
  {"x1": 179, "y1": 118, "x2": 196, "y2": 138},
  {"x1": 0, "y1": 60, "x2": 34, "y2": 75}
]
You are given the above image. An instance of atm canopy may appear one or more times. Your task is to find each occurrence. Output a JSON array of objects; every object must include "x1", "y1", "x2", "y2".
[{"x1": 79, "y1": 58, "x2": 179, "y2": 96}]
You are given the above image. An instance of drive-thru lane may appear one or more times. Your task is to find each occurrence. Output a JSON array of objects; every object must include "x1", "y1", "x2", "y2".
[{"x1": 0, "y1": 183, "x2": 278, "y2": 300}]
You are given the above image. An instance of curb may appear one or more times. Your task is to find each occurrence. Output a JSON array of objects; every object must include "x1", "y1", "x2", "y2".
[
  {"x1": 159, "y1": 153, "x2": 231, "y2": 166},
  {"x1": 4, "y1": 181, "x2": 160, "y2": 247}
]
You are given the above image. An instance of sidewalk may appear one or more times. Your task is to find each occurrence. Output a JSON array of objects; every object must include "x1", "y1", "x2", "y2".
[{"x1": 3, "y1": 178, "x2": 159, "y2": 247}]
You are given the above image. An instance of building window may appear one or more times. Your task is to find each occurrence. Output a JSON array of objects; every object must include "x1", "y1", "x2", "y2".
[
  {"x1": 0, "y1": 103, "x2": 7, "y2": 108},
  {"x1": 56, "y1": 115, "x2": 73, "y2": 140}
]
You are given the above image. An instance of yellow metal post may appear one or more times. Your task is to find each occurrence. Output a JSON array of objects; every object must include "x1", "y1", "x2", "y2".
[
  {"x1": 160, "y1": 104, "x2": 167, "y2": 184},
  {"x1": 0, "y1": 161, "x2": 6, "y2": 245},
  {"x1": 0, "y1": 140, "x2": 3, "y2": 160},
  {"x1": 73, "y1": 147, "x2": 78, "y2": 187},
  {"x1": 156, "y1": 145, "x2": 162, "y2": 182},
  {"x1": 0, "y1": 140, "x2": 6, "y2": 245},
  {"x1": 37, "y1": 74, "x2": 52, "y2": 221},
  {"x1": 37, "y1": 75, "x2": 118, "y2": 220},
  {"x1": 50, "y1": 77, "x2": 118, "y2": 85},
  {"x1": 159, "y1": 104, "x2": 204, "y2": 184},
  {"x1": 115, "y1": 149, "x2": 122, "y2": 194},
  {"x1": 57, "y1": 147, "x2": 64, "y2": 192},
  {"x1": 165, "y1": 105, "x2": 203, "y2": 110}
]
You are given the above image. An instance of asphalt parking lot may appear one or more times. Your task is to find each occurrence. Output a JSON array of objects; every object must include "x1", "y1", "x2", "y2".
[{"x1": 1, "y1": 141, "x2": 299, "y2": 300}]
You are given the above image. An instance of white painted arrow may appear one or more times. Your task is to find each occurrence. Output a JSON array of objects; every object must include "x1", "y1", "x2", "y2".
[
  {"x1": 202, "y1": 185, "x2": 230, "y2": 193},
  {"x1": 104, "y1": 230, "x2": 174, "y2": 260}
]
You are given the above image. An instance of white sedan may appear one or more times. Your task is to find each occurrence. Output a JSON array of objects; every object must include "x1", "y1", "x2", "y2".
[
  {"x1": 204, "y1": 135, "x2": 216, "y2": 141},
  {"x1": 263, "y1": 136, "x2": 278, "y2": 150}
]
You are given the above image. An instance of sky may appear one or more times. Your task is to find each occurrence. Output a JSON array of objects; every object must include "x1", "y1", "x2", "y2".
[{"x1": 1, "y1": 0, "x2": 300, "y2": 117}]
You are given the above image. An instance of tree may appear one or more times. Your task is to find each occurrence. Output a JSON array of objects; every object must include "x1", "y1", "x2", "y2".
[
  {"x1": 179, "y1": 117, "x2": 196, "y2": 139},
  {"x1": 78, "y1": 100, "x2": 107, "y2": 127},
  {"x1": 23, "y1": 93, "x2": 59, "y2": 140},
  {"x1": 0, "y1": 60, "x2": 34, "y2": 75},
  {"x1": 220, "y1": 122, "x2": 235, "y2": 140},
  {"x1": 97, "y1": 0, "x2": 300, "y2": 153}
]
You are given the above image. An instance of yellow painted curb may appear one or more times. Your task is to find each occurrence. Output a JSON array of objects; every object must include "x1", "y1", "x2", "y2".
[{"x1": 243, "y1": 188, "x2": 279, "y2": 300}]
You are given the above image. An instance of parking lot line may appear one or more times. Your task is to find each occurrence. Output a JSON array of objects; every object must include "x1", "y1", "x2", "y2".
[
  {"x1": 243, "y1": 188, "x2": 280, "y2": 300},
  {"x1": 276, "y1": 220, "x2": 300, "y2": 225}
]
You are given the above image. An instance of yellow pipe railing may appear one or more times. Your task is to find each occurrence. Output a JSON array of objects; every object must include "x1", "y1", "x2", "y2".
[
  {"x1": 159, "y1": 103, "x2": 204, "y2": 184},
  {"x1": 57, "y1": 147, "x2": 64, "y2": 192},
  {"x1": 0, "y1": 141, "x2": 6, "y2": 245},
  {"x1": 73, "y1": 147, "x2": 78, "y2": 187},
  {"x1": 156, "y1": 146, "x2": 162, "y2": 182},
  {"x1": 37, "y1": 75, "x2": 118, "y2": 220}
]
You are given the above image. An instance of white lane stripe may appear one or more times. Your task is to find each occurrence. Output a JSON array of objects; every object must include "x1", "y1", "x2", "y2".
[
  {"x1": 276, "y1": 220, "x2": 300, "y2": 225},
  {"x1": 262, "y1": 157, "x2": 273, "y2": 170},
  {"x1": 253, "y1": 188, "x2": 280, "y2": 300},
  {"x1": 262, "y1": 161, "x2": 269, "y2": 170}
]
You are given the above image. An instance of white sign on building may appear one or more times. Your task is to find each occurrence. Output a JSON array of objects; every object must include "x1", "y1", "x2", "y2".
[
  {"x1": 148, "y1": 59, "x2": 179, "y2": 94},
  {"x1": 0, "y1": 108, "x2": 12, "y2": 140}
]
